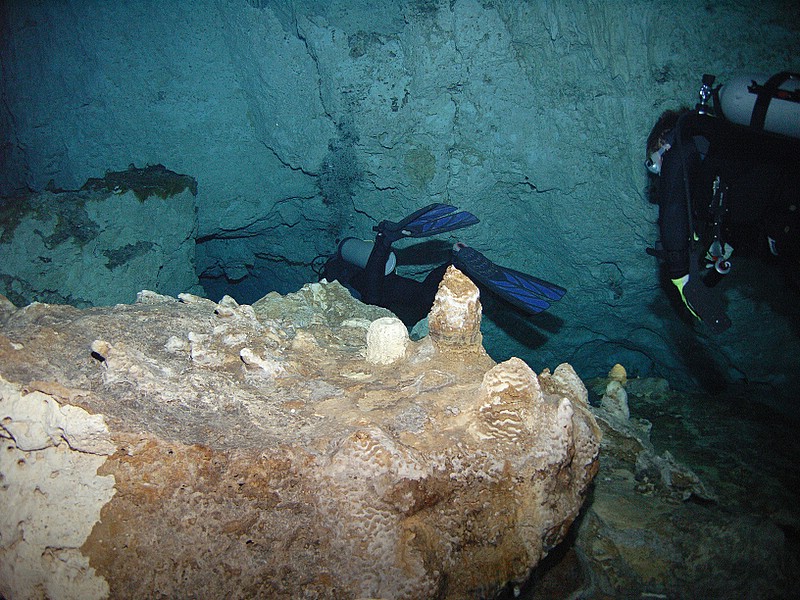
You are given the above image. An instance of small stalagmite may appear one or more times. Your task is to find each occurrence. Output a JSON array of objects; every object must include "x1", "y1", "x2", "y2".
[{"x1": 428, "y1": 265, "x2": 483, "y2": 350}]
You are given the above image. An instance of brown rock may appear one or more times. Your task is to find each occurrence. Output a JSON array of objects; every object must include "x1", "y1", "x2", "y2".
[
  {"x1": 0, "y1": 280, "x2": 600, "y2": 599},
  {"x1": 428, "y1": 265, "x2": 483, "y2": 350}
]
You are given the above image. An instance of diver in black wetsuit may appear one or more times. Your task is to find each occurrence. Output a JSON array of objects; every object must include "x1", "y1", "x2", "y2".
[
  {"x1": 321, "y1": 203, "x2": 566, "y2": 327},
  {"x1": 352, "y1": 227, "x2": 450, "y2": 326},
  {"x1": 647, "y1": 107, "x2": 800, "y2": 332}
]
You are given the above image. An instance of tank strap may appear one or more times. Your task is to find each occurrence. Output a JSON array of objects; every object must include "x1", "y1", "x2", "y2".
[{"x1": 748, "y1": 72, "x2": 800, "y2": 131}]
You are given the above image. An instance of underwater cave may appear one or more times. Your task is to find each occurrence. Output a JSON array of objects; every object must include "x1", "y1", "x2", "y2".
[{"x1": 1, "y1": 1, "x2": 799, "y2": 597}]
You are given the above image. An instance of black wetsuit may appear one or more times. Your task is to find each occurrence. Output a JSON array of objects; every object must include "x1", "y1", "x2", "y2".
[
  {"x1": 656, "y1": 131, "x2": 706, "y2": 279},
  {"x1": 655, "y1": 113, "x2": 800, "y2": 280}
]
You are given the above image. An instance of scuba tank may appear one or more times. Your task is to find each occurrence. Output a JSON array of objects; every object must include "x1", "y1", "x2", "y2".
[
  {"x1": 338, "y1": 238, "x2": 396, "y2": 275},
  {"x1": 718, "y1": 72, "x2": 800, "y2": 138}
]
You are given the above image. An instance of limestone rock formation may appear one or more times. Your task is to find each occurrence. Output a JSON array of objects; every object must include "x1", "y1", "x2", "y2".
[
  {"x1": 0, "y1": 272, "x2": 600, "y2": 600},
  {"x1": 0, "y1": 168, "x2": 201, "y2": 307},
  {"x1": 589, "y1": 373, "x2": 714, "y2": 503},
  {"x1": 428, "y1": 266, "x2": 483, "y2": 350},
  {"x1": 366, "y1": 316, "x2": 409, "y2": 364},
  {"x1": 538, "y1": 375, "x2": 798, "y2": 598}
]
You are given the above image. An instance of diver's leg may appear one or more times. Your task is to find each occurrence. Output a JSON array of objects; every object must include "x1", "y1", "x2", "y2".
[{"x1": 361, "y1": 232, "x2": 394, "y2": 306}]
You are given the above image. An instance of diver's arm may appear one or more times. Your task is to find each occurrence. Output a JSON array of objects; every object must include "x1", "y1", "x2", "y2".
[
  {"x1": 658, "y1": 140, "x2": 709, "y2": 322},
  {"x1": 658, "y1": 149, "x2": 693, "y2": 280}
]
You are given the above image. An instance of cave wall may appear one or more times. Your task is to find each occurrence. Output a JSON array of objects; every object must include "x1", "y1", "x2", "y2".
[{"x1": 1, "y1": 0, "x2": 799, "y2": 394}]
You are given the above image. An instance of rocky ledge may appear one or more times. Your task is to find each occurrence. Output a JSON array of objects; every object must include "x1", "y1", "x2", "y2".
[{"x1": 0, "y1": 267, "x2": 600, "y2": 600}]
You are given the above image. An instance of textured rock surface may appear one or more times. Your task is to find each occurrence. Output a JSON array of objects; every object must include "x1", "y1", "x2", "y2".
[
  {"x1": 1, "y1": 1, "x2": 797, "y2": 405},
  {"x1": 429, "y1": 265, "x2": 483, "y2": 350},
  {"x1": 524, "y1": 375, "x2": 800, "y2": 599},
  {"x1": 0, "y1": 187, "x2": 200, "y2": 307},
  {"x1": 366, "y1": 316, "x2": 409, "y2": 364},
  {"x1": 0, "y1": 378, "x2": 116, "y2": 600},
  {"x1": 0, "y1": 274, "x2": 600, "y2": 600}
]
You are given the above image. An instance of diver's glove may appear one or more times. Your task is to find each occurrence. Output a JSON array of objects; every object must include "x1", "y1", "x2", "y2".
[{"x1": 671, "y1": 274, "x2": 731, "y2": 333}]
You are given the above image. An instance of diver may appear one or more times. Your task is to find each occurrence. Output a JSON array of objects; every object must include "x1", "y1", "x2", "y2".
[
  {"x1": 646, "y1": 101, "x2": 800, "y2": 333},
  {"x1": 320, "y1": 203, "x2": 566, "y2": 327}
]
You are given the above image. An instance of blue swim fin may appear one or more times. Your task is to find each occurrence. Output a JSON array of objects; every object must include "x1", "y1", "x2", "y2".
[
  {"x1": 375, "y1": 203, "x2": 479, "y2": 242},
  {"x1": 453, "y1": 245, "x2": 566, "y2": 314}
]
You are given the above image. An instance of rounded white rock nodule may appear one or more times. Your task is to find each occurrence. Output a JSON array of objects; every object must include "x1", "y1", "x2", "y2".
[{"x1": 366, "y1": 317, "x2": 409, "y2": 365}]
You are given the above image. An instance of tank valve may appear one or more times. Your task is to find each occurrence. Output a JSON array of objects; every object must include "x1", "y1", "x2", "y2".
[{"x1": 697, "y1": 74, "x2": 716, "y2": 114}]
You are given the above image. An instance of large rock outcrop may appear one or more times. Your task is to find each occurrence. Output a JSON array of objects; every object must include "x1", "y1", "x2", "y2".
[{"x1": 0, "y1": 268, "x2": 601, "y2": 600}]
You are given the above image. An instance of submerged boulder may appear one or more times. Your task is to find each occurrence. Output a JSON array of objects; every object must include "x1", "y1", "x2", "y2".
[
  {"x1": 0, "y1": 165, "x2": 201, "y2": 308},
  {"x1": 0, "y1": 273, "x2": 600, "y2": 599}
]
